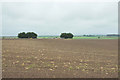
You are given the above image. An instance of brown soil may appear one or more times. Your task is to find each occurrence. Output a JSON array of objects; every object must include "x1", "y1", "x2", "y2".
[{"x1": 2, "y1": 39, "x2": 118, "y2": 78}]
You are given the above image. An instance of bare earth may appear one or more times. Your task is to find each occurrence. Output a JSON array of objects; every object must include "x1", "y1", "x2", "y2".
[{"x1": 2, "y1": 39, "x2": 118, "y2": 78}]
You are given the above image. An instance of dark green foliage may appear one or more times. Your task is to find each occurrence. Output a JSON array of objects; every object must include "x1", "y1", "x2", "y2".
[
  {"x1": 26, "y1": 32, "x2": 37, "y2": 38},
  {"x1": 60, "y1": 33, "x2": 73, "y2": 39},
  {"x1": 18, "y1": 32, "x2": 26, "y2": 38},
  {"x1": 18, "y1": 32, "x2": 37, "y2": 38},
  {"x1": 98, "y1": 37, "x2": 100, "y2": 39}
]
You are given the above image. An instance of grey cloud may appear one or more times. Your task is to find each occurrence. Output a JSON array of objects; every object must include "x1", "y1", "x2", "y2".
[{"x1": 2, "y1": 2, "x2": 118, "y2": 36}]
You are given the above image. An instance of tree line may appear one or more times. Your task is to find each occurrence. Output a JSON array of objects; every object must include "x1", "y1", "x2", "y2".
[
  {"x1": 18, "y1": 32, "x2": 74, "y2": 39},
  {"x1": 18, "y1": 32, "x2": 37, "y2": 38}
]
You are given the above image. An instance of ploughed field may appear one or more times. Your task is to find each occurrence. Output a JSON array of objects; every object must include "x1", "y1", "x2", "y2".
[{"x1": 2, "y1": 39, "x2": 118, "y2": 78}]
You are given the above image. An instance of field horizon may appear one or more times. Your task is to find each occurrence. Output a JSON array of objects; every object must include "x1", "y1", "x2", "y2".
[{"x1": 1, "y1": 35, "x2": 118, "y2": 40}]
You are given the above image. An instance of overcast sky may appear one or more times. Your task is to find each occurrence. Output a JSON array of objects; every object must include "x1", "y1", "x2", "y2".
[{"x1": 1, "y1": 1, "x2": 118, "y2": 36}]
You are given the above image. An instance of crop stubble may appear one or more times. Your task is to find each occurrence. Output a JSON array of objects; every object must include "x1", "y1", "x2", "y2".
[{"x1": 2, "y1": 39, "x2": 118, "y2": 78}]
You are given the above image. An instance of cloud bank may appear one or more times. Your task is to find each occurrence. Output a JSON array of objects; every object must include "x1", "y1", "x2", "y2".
[{"x1": 2, "y1": 2, "x2": 118, "y2": 36}]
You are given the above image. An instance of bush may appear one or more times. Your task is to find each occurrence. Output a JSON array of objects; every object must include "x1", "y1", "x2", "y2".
[
  {"x1": 60, "y1": 33, "x2": 73, "y2": 39},
  {"x1": 18, "y1": 32, "x2": 37, "y2": 38}
]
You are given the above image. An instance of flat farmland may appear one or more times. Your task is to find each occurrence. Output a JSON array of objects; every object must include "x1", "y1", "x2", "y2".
[{"x1": 2, "y1": 39, "x2": 118, "y2": 78}]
